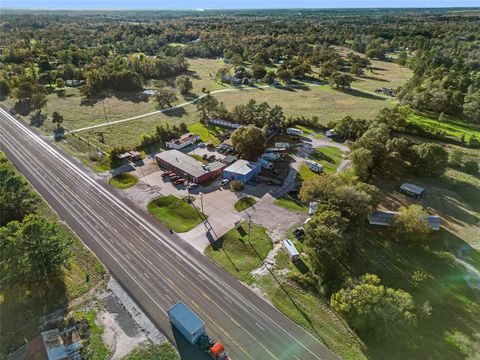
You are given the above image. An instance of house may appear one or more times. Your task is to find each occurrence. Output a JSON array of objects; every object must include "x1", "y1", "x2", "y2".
[
  {"x1": 118, "y1": 150, "x2": 142, "y2": 162},
  {"x1": 155, "y1": 150, "x2": 226, "y2": 183},
  {"x1": 368, "y1": 210, "x2": 441, "y2": 230},
  {"x1": 283, "y1": 239, "x2": 300, "y2": 261},
  {"x1": 400, "y1": 182, "x2": 425, "y2": 197},
  {"x1": 223, "y1": 159, "x2": 262, "y2": 183},
  {"x1": 166, "y1": 133, "x2": 200, "y2": 150}
]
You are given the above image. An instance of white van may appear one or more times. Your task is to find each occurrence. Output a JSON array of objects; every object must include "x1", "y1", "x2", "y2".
[
  {"x1": 308, "y1": 201, "x2": 318, "y2": 216},
  {"x1": 306, "y1": 160, "x2": 323, "y2": 173}
]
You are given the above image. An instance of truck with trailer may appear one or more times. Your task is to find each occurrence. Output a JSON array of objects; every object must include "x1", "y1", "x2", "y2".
[{"x1": 167, "y1": 301, "x2": 231, "y2": 360}]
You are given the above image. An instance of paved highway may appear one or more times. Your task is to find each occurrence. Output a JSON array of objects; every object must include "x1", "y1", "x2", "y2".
[{"x1": 1, "y1": 108, "x2": 340, "y2": 360}]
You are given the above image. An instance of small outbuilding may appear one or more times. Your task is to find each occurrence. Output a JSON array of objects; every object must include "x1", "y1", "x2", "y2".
[
  {"x1": 368, "y1": 210, "x2": 397, "y2": 226},
  {"x1": 166, "y1": 133, "x2": 200, "y2": 150},
  {"x1": 223, "y1": 159, "x2": 261, "y2": 183},
  {"x1": 400, "y1": 182, "x2": 425, "y2": 197},
  {"x1": 283, "y1": 239, "x2": 300, "y2": 261}
]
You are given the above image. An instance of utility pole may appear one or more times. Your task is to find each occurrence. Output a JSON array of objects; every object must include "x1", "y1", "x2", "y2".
[
  {"x1": 200, "y1": 192, "x2": 204, "y2": 214},
  {"x1": 248, "y1": 214, "x2": 252, "y2": 244}
]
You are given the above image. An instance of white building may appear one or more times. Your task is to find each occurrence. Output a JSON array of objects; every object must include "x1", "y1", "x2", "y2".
[{"x1": 166, "y1": 133, "x2": 200, "y2": 150}]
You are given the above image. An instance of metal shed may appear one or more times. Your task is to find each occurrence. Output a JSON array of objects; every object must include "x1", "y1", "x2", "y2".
[
  {"x1": 283, "y1": 239, "x2": 300, "y2": 261},
  {"x1": 400, "y1": 182, "x2": 425, "y2": 197},
  {"x1": 167, "y1": 302, "x2": 206, "y2": 345}
]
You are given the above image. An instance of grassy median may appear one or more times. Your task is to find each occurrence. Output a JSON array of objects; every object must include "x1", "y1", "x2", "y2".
[
  {"x1": 147, "y1": 195, "x2": 205, "y2": 233},
  {"x1": 234, "y1": 196, "x2": 257, "y2": 211}
]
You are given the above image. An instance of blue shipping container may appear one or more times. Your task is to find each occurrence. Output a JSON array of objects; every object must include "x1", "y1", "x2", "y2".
[{"x1": 167, "y1": 302, "x2": 206, "y2": 344}]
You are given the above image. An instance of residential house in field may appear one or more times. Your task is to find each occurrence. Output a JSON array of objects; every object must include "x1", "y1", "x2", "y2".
[
  {"x1": 166, "y1": 133, "x2": 200, "y2": 150},
  {"x1": 368, "y1": 210, "x2": 441, "y2": 230}
]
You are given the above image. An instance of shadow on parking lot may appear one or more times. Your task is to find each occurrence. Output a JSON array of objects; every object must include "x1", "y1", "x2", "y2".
[{"x1": 172, "y1": 327, "x2": 212, "y2": 360}]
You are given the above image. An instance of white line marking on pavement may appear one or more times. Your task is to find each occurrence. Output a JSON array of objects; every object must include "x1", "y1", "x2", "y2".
[
  {"x1": 224, "y1": 296, "x2": 232, "y2": 304},
  {"x1": 165, "y1": 294, "x2": 173, "y2": 302},
  {"x1": 144, "y1": 273, "x2": 150, "y2": 279},
  {"x1": 255, "y1": 322, "x2": 265, "y2": 331}
]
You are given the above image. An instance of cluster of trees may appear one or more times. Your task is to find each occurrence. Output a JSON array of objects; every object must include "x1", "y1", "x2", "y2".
[
  {"x1": 0, "y1": 152, "x2": 72, "y2": 288},
  {"x1": 300, "y1": 174, "x2": 379, "y2": 286},
  {"x1": 331, "y1": 108, "x2": 451, "y2": 180},
  {"x1": 137, "y1": 122, "x2": 188, "y2": 152}
]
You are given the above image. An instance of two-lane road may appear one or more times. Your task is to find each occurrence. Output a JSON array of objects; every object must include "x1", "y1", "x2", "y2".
[{"x1": 0, "y1": 108, "x2": 340, "y2": 360}]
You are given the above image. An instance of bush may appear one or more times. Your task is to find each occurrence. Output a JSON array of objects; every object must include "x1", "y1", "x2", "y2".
[
  {"x1": 463, "y1": 160, "x2": 479, "y2": 175},
  {"x1": 230, "y1": 180, "x2": 244, "y2": 192}
]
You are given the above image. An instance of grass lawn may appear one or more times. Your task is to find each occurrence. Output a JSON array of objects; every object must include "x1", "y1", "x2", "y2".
[
  {"x1": 108, "y1": 172, "x2": 138, "y2": 189},
  {"x1": 187, "y1": 122, "x2": 228, "y2": 145},
  {"x1": 311, "y1": 146, "x2": 344, "y2": 174},
  {"x1": 74, "y1": 310, "x2": 110, "y2": 360},
  {"x1": 147, "y1": 195, "x2": 205, "y2": 233},
  {"x1": 297, "y1": 163, "x2": 320, "y2": 181},
  {"x1": 122, "y1": 343, "x2": 179, "y2": 360},
  {"x1": 205, "y1": 222, "x2": 273, "y2": 284},
  {"x1": 273, "y1": 194, "x2": 309, "y2": 213},
  {"x1": 296, "y1": 125, "x2": 315, "y2": 135},
  {"x1": 407, "y1": 113, "x2": 480, "y2": 142},
  {"x1": 234, "y1": 196, "x2": 257, "y2": 211}
]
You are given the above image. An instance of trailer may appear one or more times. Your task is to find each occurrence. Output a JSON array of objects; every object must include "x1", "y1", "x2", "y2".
[
  {"x1": 168, "y1": 302, "x2": 231, "y2": 360},
  {"x1": 286, "y1": 128, "x2": 303, "y2": 136},
  {"x1": 167, "y1": 301, "x2": 206, "y2": 345},
  {"x1": 283, "y1": 239, "x2": 300, "y2": 261}
]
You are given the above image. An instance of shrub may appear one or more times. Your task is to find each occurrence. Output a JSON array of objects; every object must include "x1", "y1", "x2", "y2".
[{"x1": 230, "y1": 180, "x2": 244, "y2": 192}]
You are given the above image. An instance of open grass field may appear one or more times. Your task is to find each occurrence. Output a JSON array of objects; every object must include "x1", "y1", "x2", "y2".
[
  {"x1": 297, "y1": 163, "x2": 320, "y2": 181},
  {"x1": 407, "y1": 113, "x2": 480, "y2": 141},
  {"x1": 311, "y1": 146, "x2": 344, "y2": 174},
  {"x1": 108, "y1": 173, "x2": 138, "y2": 189},
  {"x1": 1, "y1": 55, "x2": 411, "y2": 171},
  {"x1": 205, "y1": 222, "x2": 273, "y2": 284},
  {"x1": 147, "y1": 195, "x2": 205, "y2": 233},
  {"x1": 234, "y1": 196, "x2": 257, "y2": 211},
  {"x1": 187, "y1": 122, "x2": 229, "y2": 145}
]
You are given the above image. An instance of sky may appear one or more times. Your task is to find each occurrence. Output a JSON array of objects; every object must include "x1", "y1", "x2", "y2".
[{"x1": 1, "y1": 0, "x2": 479, "y2": 10}]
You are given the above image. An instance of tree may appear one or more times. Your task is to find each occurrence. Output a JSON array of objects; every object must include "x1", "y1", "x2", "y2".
[
  {"x1": 304, "y1": 210, "x2": 348, "y2": 283},
  {"x1": 176, "y1": 75, "x2": 193, "y2": 95},
  {"x1": 252, "y1": 64, "x2": 267, "y2": 79},
  {"x1": 331, "y1": 274, "x2": 417, "y2": 340},
  {"x1": 230, "y1": 54, "x2": 243, "y2": 68},
  {"x1": 154, "y1": 88, "x2": 178, "y2": 109},
  {"x1": 334, "y1": 116, "x2": 370, "y2": 140},
  {"x1": 216, "y1": 67, "x2": 230, "y2": 81},
  {"x1": 412, "y1": 143, "x2": 449, "y2": 176},
  {"x1": 0, "y1": 77, "x2": 9, "y2": 99},
  {"x1": 329, "y1": 72, "x2": 354, "y2": 89},
  {"x1": 263, "y1": 71, "x2": 276, "y2": 84},
  {"x1": 52, "y1": 111, "x2": 64, "y2": 129},
  {"x1": 463, "y1": 160, "x2": 479, "y2": 175},
  {"x1": 55, "y1": 77, "x2": 65, "y2": 89},
  {"x1": 0, "y1": 214, "x2": 72, "y2": 287},
  {"x1": 231, "y1": 125, "x2": 265, "y2": 160},
  {"x1": 196, "y1": 94, "x2": 219, "y2": 123},
  {"x1": 30, "y1": 91, "x2": 47, "y2": 111},
  {"x1": 463, "y1": 88, "x2": 480, "y2": 121},
  {"x1": 277, "y1": 69, "x2": 293, "y2": 83},
  {"x1": 393, "y1": 204, "x2": 432, "y2": 240},
  {"x1": 350, "y1": 148, "x2": 373, "y2": 181}
]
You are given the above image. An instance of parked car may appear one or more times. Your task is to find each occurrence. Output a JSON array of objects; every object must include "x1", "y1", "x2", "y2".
[
  {"x1": 198, "y1": 142, "x2": 205, "y2": 148},
  {"x1": 220, "y1": 179, "x2": 229, "y2": 186},
  {"x1": 188, "y1": 183, "x2": 198, "y2": 190},
  {"x1": 208, "y1": 155, "x2": 216, "y2": 162},
  {"x1": 170, "y1": 175, "x2": 180, "y2": 181},
  {"x1": 202, "y1": 154, "x2": 208, "y2": 160},
  {"x1": 161, "y1": 171, "x2": 172, "y2": 177},
  {"x1": 174, "y1": 178, "x2": 186, "y2": 185},
  {"x1": 168, "y1": 173, "x2": 177, "y2": 178}
]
